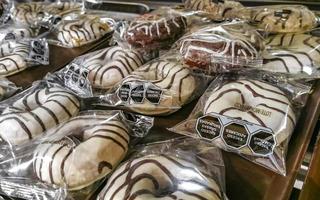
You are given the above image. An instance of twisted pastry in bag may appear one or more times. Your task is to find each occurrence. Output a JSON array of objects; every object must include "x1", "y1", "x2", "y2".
[
  {"x1": 0, "y1": 86, "x2": 80, "y2": 145},
  {"x1": 57, "y1": 16, "x2": 111, "y2": 48},
  {"x1": 266, "y1": 33, "x2": 320, "y2": 63},
  {"x1": 204, "y1": 79, "x2": 296, "y2": 152},
  {"x1": 0, "y1": 40, "x2": 30, "y2": 76},
  {"x1": 125, "y1": 13, "x2": 187, "y2": 50},
  {"x1": 81, "y1": 46, "x2": 144, "y2": 89},
  {"x1": 250, "y1": 6, "x2": 317, "y2": 33},
  {"x1": 33, "y1": 114, "x2": 129, "y2": 190},
  {"x1": 98, "y1": 154, "x2": 222, "y2": 200},
  {"x1": 120, "y1": 60, "x2": 196, "y2": 115}
]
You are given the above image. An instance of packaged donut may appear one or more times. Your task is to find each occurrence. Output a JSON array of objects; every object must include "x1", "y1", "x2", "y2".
[
  {"x1": 46, "y1": 15, "x2": 115, "y2": 48},
  {"x1": 239, "y1": 5, "x2": 319, "y2": 33},
  {"x1": 0, "y1": 110, "x2": 153, "y2": 200},
  {"x1": 170, "y1": 72, "x2": 311, "y2": 175},
  {"x1": 0, "y1": 80, "x2": 81, "y2": 159},
  {"x1": 184, "y1": 0, "x2": 243, "y2": 21},
  {"x1": 95, "y1": 54, "x2": 212, "y2": 116},
  {"x1": 175, "y1": 21, "x2": 264, "y2": 73},
  {"x1": 117, "y1": 8, "x2": 188, "y2": 54},
  {"x1": 0, "y1": 38, "x2": 49, "y2": 76},
  {"x1": 259, "y1": 31, "x2": 320, "y2": 79},
  {"x1": 0, "y1": 0, "x2": 11, "y2": 24},
  {"x1": 97, "y1": 137, "x2": 227, "y2": 200},
  {"x1": 11, "y1": 1, "x2": 83, "y2": 28},
  {"x1": 52, "y1": 45, "x2": 147, "y2": 97}
]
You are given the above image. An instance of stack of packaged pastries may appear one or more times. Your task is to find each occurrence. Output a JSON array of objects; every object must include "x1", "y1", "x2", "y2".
[{"x1": 0, "y1": 0, "x2": 319, "y2": 199}]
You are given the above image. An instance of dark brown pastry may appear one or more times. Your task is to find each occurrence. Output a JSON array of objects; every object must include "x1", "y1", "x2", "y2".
[
  {"x1": 125, "y1": 13, "x2": 187, "y2": 50},
  {"x1": 179, "y1": 24, "x2": 263, "y2": 71}
]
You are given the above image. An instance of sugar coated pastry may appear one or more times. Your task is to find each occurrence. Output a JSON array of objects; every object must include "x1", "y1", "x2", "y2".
[
  {"x1": 185, "y1": 0, "x2": 243, "y2": 20},
  {"x1": 179, "y1": 23, "x2": 263, "y2": 70},
  {"x1": 266, "y1": 33, "x2": 320, "y2": 63},
  {"x1": 98, "y1": 154, "x2": 222, "y2": 200},
  {"x1": 11, "y1": 2, "x2": 45, "y2": 26},
  {"x1": 0, "y1": 40, "x2": 30, "y2": 76},
  {"x1": 57, "y1": 16, "x2": 111, "y2": 47},
  {"x1": 250, "y1": 5, "x2": 317, "y2": 33},
  {"x1": 204, "y1": 79, "x2": 296, "y2": 148},
  {"x1": 119, "y1": 60, "x2": 196, "y2": 115},
  {"x1": 125, "y1": 13, "x2": 187, "y2": 50},
  {"x1": 0, "y1": 86, "x2": 80, "y2": 145},
  {"x1": 33, "y1": 114, "x2": 129, "y2": 190},
  {"x1": 81, "y1": 46, "x2": 144, "y2": 89},
  {"x1": 262, "y1": 49, "x2": 318, "y2": 74}
]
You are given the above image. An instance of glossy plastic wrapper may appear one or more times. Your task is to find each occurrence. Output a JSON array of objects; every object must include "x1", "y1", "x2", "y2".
[
  {"x1": 0, "y1": 38, "x2": 49, "y2": 76},
  {"x1": 0, "y1": 23, "x2": 38, "y2": 41},
  {"x1": 44, "y1": 14, "x2": 115, "y2": 48},
  {"x1": 0, "y1": 77, "x2": 19, "y2": 101},
  {"x1": 97, "y1": 137, "x2": 227, "y2": 200},
  {"x1": 238, "y1": 5, "x2": 319, "y2": 33},
  {"x1": 0, "y1": 80, "x2": 81, "y2": 159},
  {"x1": 0, "y1": 0, "x2": 11, "y2": 24},
  {"x1": 93, "y1": 54, "x2": 212, "y2": 116},
  {"x1": 0, "y1": 110, "x2": 153, "y2": 199},
  {"x1": 174, "y1": 21, "x2": 264, "y2": 74},
  {"x1": 170, "y1": 72, "x2": 311, "y2": 175}
]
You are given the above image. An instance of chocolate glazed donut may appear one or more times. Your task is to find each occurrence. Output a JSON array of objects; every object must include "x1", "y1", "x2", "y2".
[
  {"x1": 98, "y1": 155, "x2": 222, "y2": 200},
  {"x1": 204, "y1": 79, "x2": 296, "y2": 149},
  {"x1": 0, "y1": 86, "x2": 80, "y2": 145},
  {"x1": 33, "y1": 114, "x2": 129, "y2": 190},
  {"x1": 125, "y1": 13, "x2": 187, "y2": 50},
  {"x1": 81, "y1": 46, "x2": 144, "y2": 89}
]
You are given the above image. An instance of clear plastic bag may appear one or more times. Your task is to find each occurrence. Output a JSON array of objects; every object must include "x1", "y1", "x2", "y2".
[
  {"x1": 239, "y1": 5, "x2": 318, "y2": 33},
  {"x1": 0, "y1": 0, "x2": 11, "y2": 25},
  {"x1": 10, "y1": 1, "x2": 84, "y2": 28},
  {"x1": 116, "y1": 8, "x2": 188, "y2": 54},
  {"x1": 175, "y1": 21, "x2": 264, "y2": 73},
  {"x1": 0, "y1": 80, "x2": 81, "y2": 159},
  {"x1": 184, "y1": 0, "x2": 244, "y2": 21},
  {"x1": 0, "y1": 23, "x2": 38, "y2": 42},
  {"x1": 0, "y1": 38, "x2": 49, "y2": 76},
  {"x1": 0, "y1": 110, "x2": 153, "y2": 200},
  {"x1": 0, "y1": 77, "x2": 19, "y2": 101},
  {"x1": 170, "y1": 72, "x2": 311, "y2": 175},
  {"x1": 97, "y1": 137, "x2": 227, "y2": 200},
  {"x1": 94, "y1": 54, "x2": 212, "y2": 116},
  {"x1": 44, "y1": 15, "x2": 115, "y2": 48},
  {"x1": 51, "y1": 45, "x2": 147, "y2": 97}
]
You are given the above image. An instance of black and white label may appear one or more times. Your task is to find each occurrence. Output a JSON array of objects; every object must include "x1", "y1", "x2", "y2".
[
  {"x1": 28, "y1": 40, "x2": 49, "y2": 64},
  {"x1": 62, "y1": 63, "x2": 92, "y2": 97},
  {"x1": 196, "y1": 112, "x2": 276, "y2": 156},
  {"x1": 117, "y1": 82, "x2": 163, "y2": 105}
]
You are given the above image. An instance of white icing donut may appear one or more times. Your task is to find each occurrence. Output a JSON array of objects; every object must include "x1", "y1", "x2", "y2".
[
  {"x1": 120, "y1": 60, "x2": 196, "y2": 115},
  {"x1": 82, "y1": 46, "x2": 144, "y2": 89},
  {"x1": 0, "y1": 86, "x2": 80, "y2": 145},
  {"x1": 98, "y1": 154, "x2": 222, "y2": 200},
  {"x1": 11, "y1": 2, "x2": 44, "y2": 26},
  {"x1": 250, "y1": 6, "x2": 317, "y2": 33},
  {"x1": 204, "y1": 79, "x2": 296, "y2": 146},
  {"x1": 33, "y1": 114, "x2": 129, "y2": 190},
  {"x1": 57, "y1": 17, "x2": 111, "y2": 48},
  {"x1": 266, "y1": 33, "x2": 320, "y2": 63},
  {"x1": 0, "y1": 40, "x2": 30, "y2": 76},
  {"x1": 262, "y1": 49, "x2": 318, "y2": 74}
]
